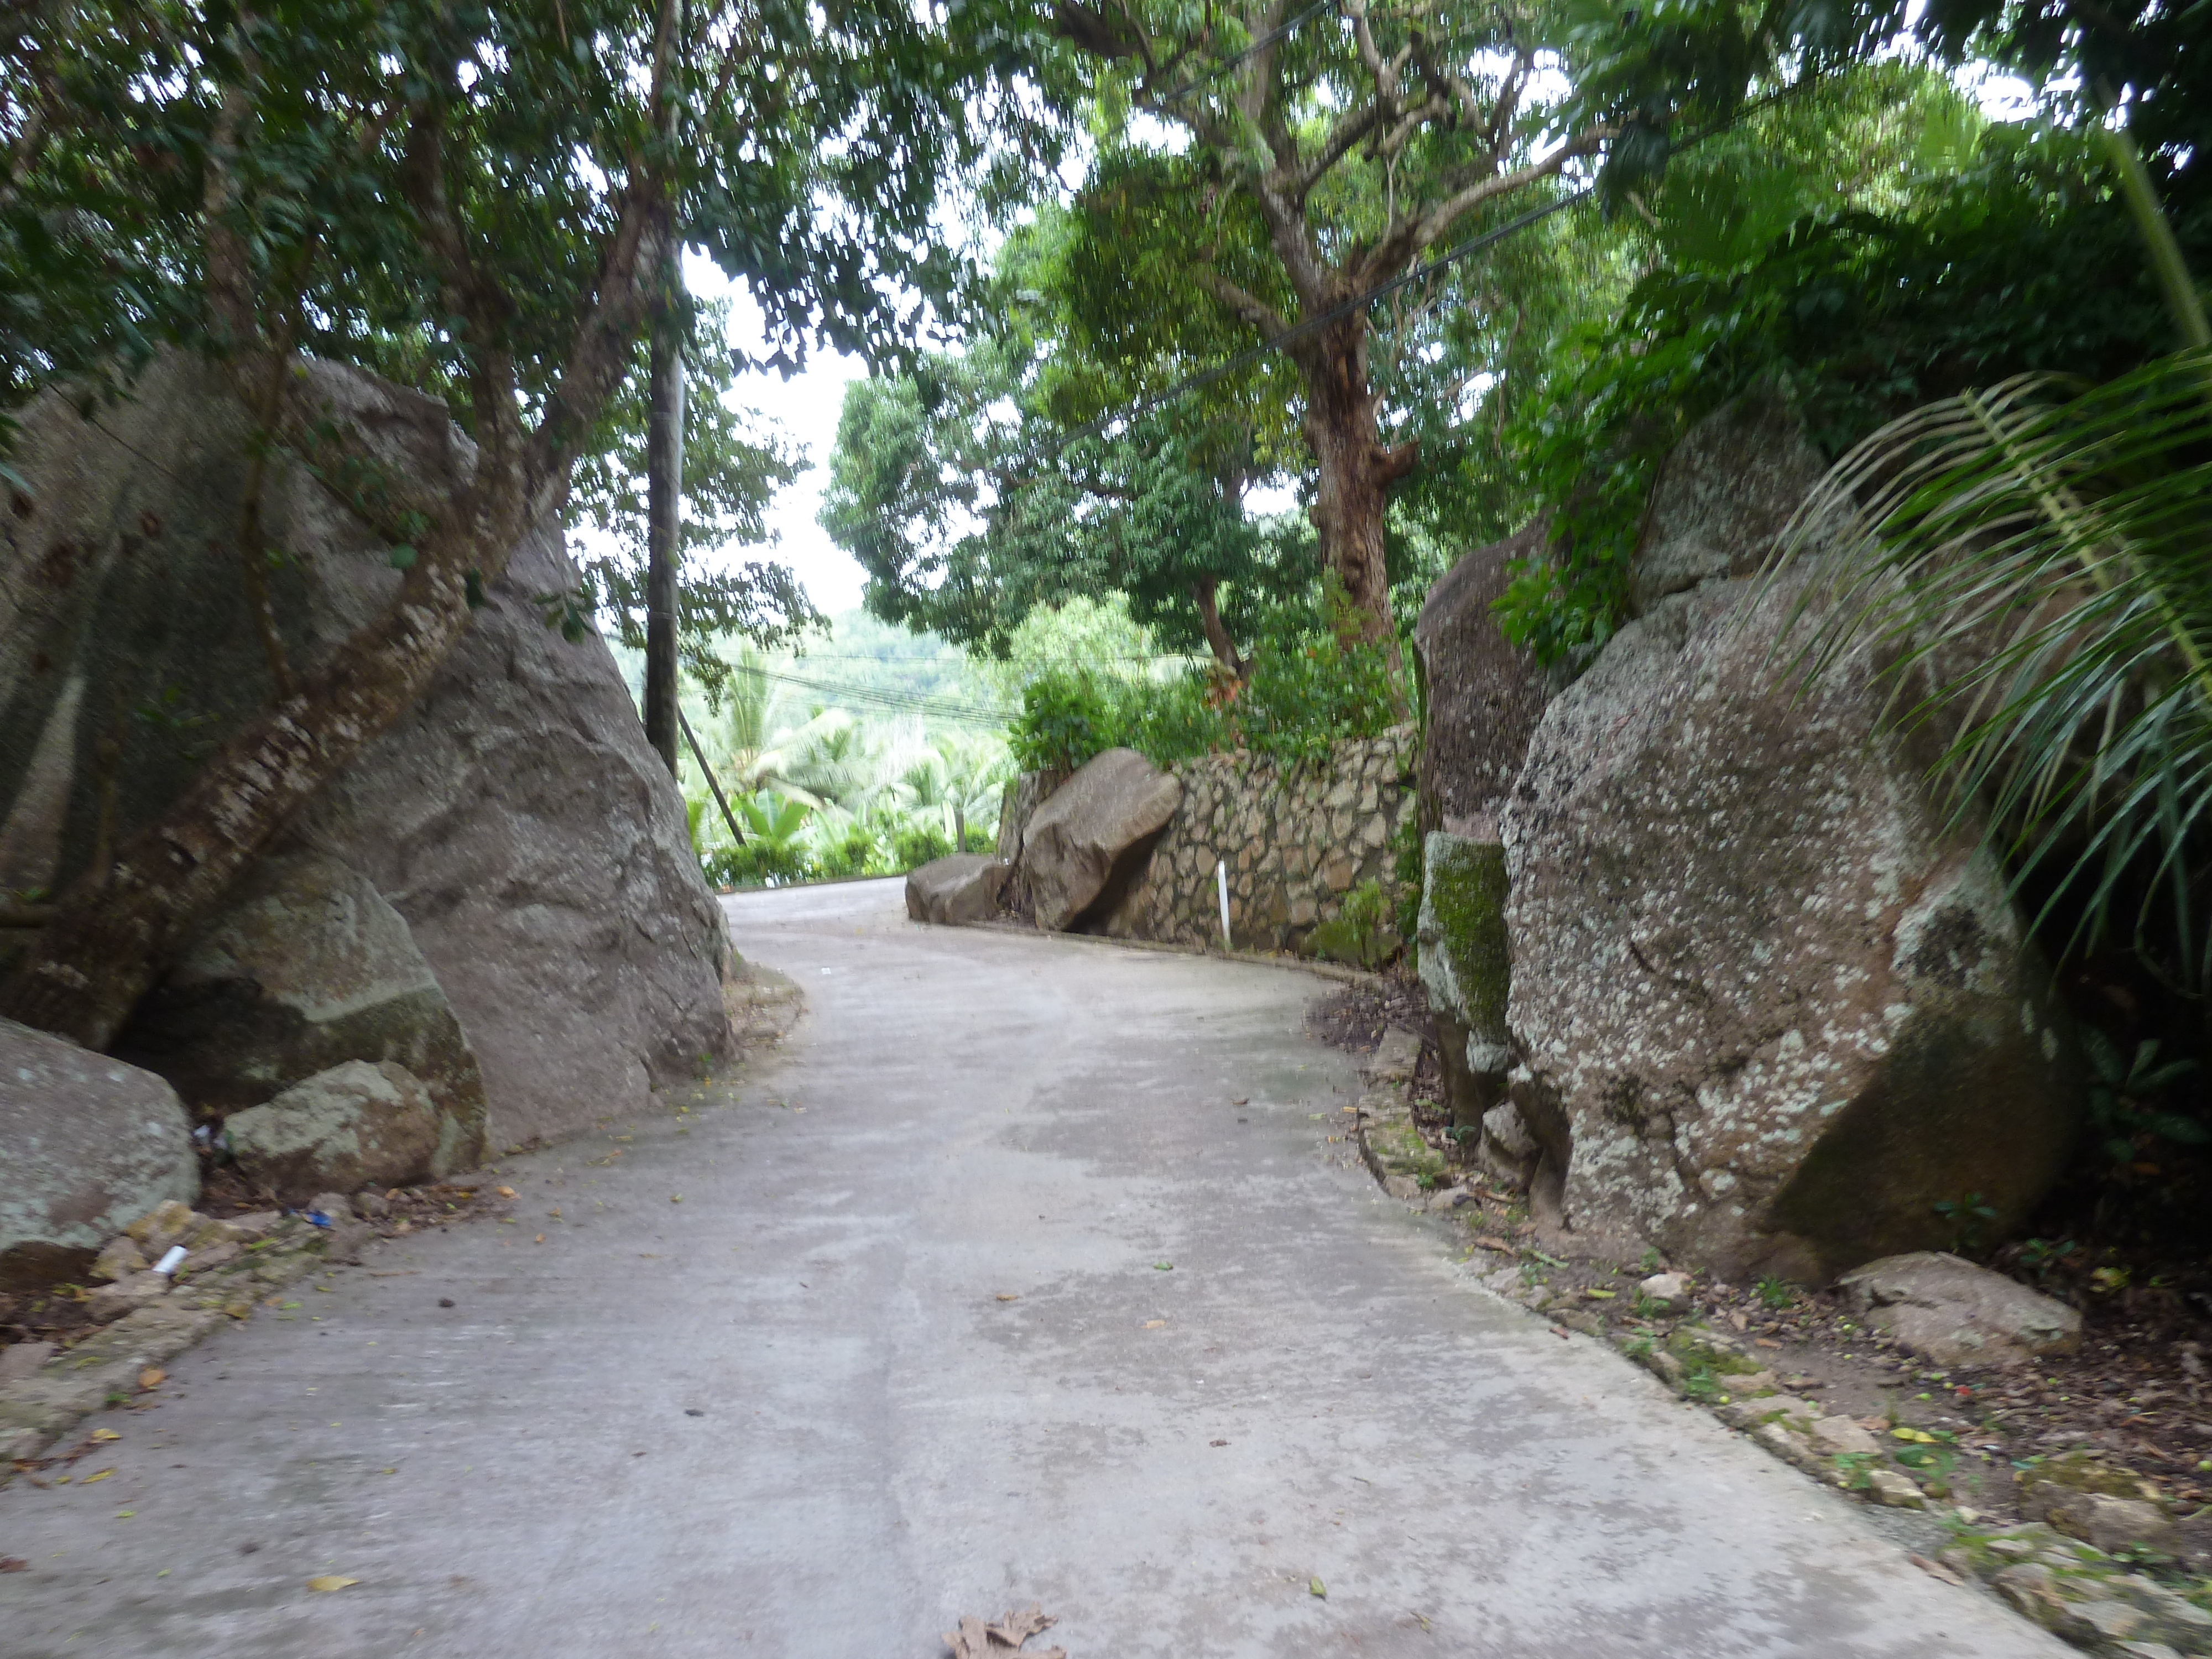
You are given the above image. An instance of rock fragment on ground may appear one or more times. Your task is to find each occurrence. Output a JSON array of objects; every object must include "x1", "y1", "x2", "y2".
[
  {"x1": 905, "y1": 854, "x2": 1012, "y2": 926},
  {"x1": 223, "y1": 1060, "x2": 451, "y2": 1201},
  {"x1": 1838, "y1": 1250, "x2": 2083, "y2": 1367}
]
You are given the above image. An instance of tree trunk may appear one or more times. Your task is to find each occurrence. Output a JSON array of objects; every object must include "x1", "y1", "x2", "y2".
[
  {"x1": 1291, "y1": 315, "x2": 1417, "y2": 650},
  {"x1": 1192, "y1": 577, "x2": 1245, "y2": 679},
  {"x1": 643, "y1": 290, "x2": 684, "y2": 776}
]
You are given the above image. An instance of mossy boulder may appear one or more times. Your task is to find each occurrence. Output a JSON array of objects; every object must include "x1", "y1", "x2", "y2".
[{"x1": 1416, "y1": 832, "x2": 1509, "y2": 1061}]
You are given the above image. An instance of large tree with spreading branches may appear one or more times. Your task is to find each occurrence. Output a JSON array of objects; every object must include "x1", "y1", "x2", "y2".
[{"x1": 1047, "y1": 0, "x2": 1609, "y2": 645}]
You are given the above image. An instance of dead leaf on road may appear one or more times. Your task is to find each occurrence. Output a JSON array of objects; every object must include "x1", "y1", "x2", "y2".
[
  {"x1": 497, "y1": 1186, "x2": 516, "y2": 1198},
  {"x1": 1142, "y1": 1320, "x2": 1166, "y2": 1329},
  {"x1": 82, "y1": 1469, "x2": 113, "y2": 1484},
  {"x1": 89, "y1": 1428, "x2": 120, "y2": 1442},
  {"x1": 995, "y1": 1293, "x2": 1020, "y2": 1302},
  {"x1": 943, "y1": 1603, "x2": 1063, "y2": 1658},
  {"x1": 0, "y1": 1557, "x2": 26, "y2": 1572},
  {"x1": 307, "y1": 1575, "x2": 360, "y2": 1593},
  {"x1": 138, "y1": 1368, "x2": 164, "y2": 1391}
]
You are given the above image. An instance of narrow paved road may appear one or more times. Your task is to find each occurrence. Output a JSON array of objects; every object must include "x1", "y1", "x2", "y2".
[{"x1": 2, "y1": 879, "x2": 2058, "y2": 1657}]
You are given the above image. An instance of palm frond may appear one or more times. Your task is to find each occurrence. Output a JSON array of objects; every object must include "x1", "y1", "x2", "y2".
[{"x1": 1766, "y1": 347, "x2": 2212, "y2": 984}]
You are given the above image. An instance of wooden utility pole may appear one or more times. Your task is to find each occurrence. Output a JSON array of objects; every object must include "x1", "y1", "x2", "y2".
[{"x1": 643, "y1": 242, "x2": 685, "y2": 776}]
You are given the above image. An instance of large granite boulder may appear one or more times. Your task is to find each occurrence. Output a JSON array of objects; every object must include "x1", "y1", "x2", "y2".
[
  {"x1": 0, "y1": 352, "x2": 733, "y2": 1150},
  {"x1": 905, "y1": 854, "x2": 1010, "y2": 926},
  {"x1": 1500, "y1": 568, "x2": 2083, "y2": 1281},
  {"x1": 1837, "y1": 1252, "x2": 2082, "y2": 1368},
  {"x1": 0, "y1": 1018, "x2": 197, "y2": 1287},
  {"x1": 1624, "y1": 388, "x2": 1828, "y2": 617},
  {"x1": 224, "y1": 1060, "x2": 452, "y2": 1200},
  {"x1": 1019, "y1": 749, "x2": 1182, "y2": 932},
  {"x1": 115, "y1": 851, "x2": 487, "y2": 1161},
  {"x1": 1412, "y1": 522, "x2": 1552, "y2": 841}
]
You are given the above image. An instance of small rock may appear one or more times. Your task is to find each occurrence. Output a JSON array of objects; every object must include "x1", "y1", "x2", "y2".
[
  {"x1": 2046, "y1": 1494, "x2": 2179, "y2": 1557},
  {"x1": 1365, "y1": 1027, "x2": 1423, "y2": 1085},
  {"x1": 1645, "y1": 1348, "x2": 1687, "y2": 1385},
  {"x1": 320, "y1": 1218, "x2": 373, "y2": 1265},
  {"x1": 0, "y1": 1340, "x2": 55, "y2": 1383},
  {"x1": 1864, "y1": 1468, "x2": 1927, "y2": 1509},
  {"x1": 1639, "y1": 1272, "x2": 1689, "y2": 1307},
  {"x1": 1811, "y1": 1416, "x2": 1882, "y2": 1457},
  {"x1": 1426, "y1": 1186, "x2": 1473, "y2": 1212},
  {"x1": 2056, "y1": 1597, "x2": 2151, "y2": 1648},
  {"x1": 213, "y1": 1211, "x2": 284, "y2": 1241},
  {"x1": 1383, "y1": 1175, "x2": 1421, "y2": 1201},
  {"x1": 175, "y1": 1240, "x2": 242, "y2": 1277},
  {"x1": 309, "y1": 1192, "x2": 355, "y2": 1222},
  {"x1": 124, "y1": 1199, "x2": 199, "y2": 1255},
  {"x1": 90, "y1": 1238, "x2": 150, "y2": 1284},
  {"x1": 1752, "y1": 1421, "x2": 1827, "y2": 1477},
  {"x1": 1836, "y1": 1251, "x2": 2081, "y2": 1368},
  {"x1": 1719, "y1": 1394, "x2": 1818, "y2": 1433},
  {"x1": 87, "y1": 1270, "x2": 171, "y2": 1321},
  {"x1": 1480, "y1": 1265, "x2": 1522, "y2": 1296},
  {"x1": 354, "y1": 1191, "x2": 391, "y2": 1219}
]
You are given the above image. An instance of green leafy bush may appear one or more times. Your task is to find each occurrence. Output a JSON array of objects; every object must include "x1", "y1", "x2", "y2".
[
  {"x1": 891, "y1": 822, "x2": 955, "y2": 870},
  {"x1": 1496, "y1": 125, "x2": 2184, "y2": 661},
  {"x1": 1006, "y1": 629, "x2": 1401, "y2": 775}
]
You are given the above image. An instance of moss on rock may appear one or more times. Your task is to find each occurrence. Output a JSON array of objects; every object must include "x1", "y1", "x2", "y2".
[{"x1": 1417, "y1": 832, "x2": 1510, "y2": 1044}]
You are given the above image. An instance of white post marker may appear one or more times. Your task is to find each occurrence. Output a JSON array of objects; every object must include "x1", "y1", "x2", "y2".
[{"x1": 1216, "y1": 858, "x2": 1233, "y2": 952}]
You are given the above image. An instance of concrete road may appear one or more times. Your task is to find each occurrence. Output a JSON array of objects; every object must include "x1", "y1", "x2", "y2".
[{"x1": 0, "y1": 878, "x2": 2059, "y2": 1657}]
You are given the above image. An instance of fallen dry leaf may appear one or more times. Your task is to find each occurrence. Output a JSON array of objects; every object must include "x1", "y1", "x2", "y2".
[
  {"x1": 138, "y1": 1368, "x2": 164, "y2": 1391},
  {"x1": 1142, "y1": 1319, "x2": 1166, "y2": 1329},
  {"x1": 1475, "y1": 1237, "x2": 1512, "y2": 1251},
  {"x1": 995, "y1": 1293, "x2": 1020, "y2": 1302},
  {"x1": 82, "y1": 1468, "x2": 114, "y2": 1484},
  {"x1": 1230, "y1": 1097, "x2": 1248, "y2": 1105},
  {"x1": 534, "y1": 1234, "x2": 546, "y2": 1244},
  {"x1": 497, "y1": 1186, "x2": 517, "y2": 1198},
  {"x1": 307, "y1": 1575, "x2": 360, "y2": 1593},
  {"x1": 1209, "y1": 1439, "x2": 1228, "y2": 1447},
  {"x1": 942, "y1": 1603, "x2": 1063, "y2": 1658},
  {"x1": 1754, "y1": 1337, "x2": 1782, "y2": 1349},
  {"x1": 0, "y1": 1557, "x2": 25, "y2": 1572},
  {"x1": 90, "y1": 1428, "x2": 120, "y2": 1442}
]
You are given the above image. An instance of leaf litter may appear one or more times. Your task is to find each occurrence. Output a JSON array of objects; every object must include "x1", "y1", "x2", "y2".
[{"x1": 942, "y1": 1602, "x2": 1064, "y2": 1658}]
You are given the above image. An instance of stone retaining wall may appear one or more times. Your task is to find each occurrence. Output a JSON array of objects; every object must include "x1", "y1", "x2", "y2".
[{"x1": 1098, "y1": 725, "x2": 1418, "y2": 956}]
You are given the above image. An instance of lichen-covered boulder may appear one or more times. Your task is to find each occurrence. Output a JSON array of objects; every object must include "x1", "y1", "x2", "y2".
[
  {"x1": 0, "y1": 1018, "x2": 197, "y2": 1288},
  {"x1": 115, "y1": 851, "x2": 487, "y2": 1168},
  {"x1": 223, "y1": 1059, "x2": 456, "y2": 1199},
  {"x1": 0, "y1": 351, "x2": 733, "y2": 1151},
  {"x1": 905, "y1": 854, "x2": 1010, "y2": 926},
  {"x1": 1839, "y1": 1251, "x2": 2083, "y2": 1368},
  {"x1": 1019, "y1": 748, "x2": 1182, "y2": 932},
  {"x1": 1501, "y1": 570, "x2": 2083, "y2": 1281},
  {"x1": 1625, "y1": 388, "x2": 1828, "y2": 618},
  {"x1": 1412, "y1": 523, "x2": 1551, "y2": 839}
]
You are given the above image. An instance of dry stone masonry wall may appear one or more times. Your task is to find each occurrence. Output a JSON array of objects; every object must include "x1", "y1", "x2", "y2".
[{"x1": 1099, "y1": 726, "x2": 1417, "y2": 955}]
